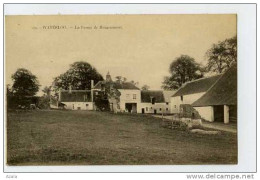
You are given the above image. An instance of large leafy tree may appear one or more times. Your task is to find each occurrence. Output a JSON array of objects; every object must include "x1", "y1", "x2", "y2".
[
  {"x1": 206, "y1": 36, "x2": 237, "y2": 73},
  {"x1": 11, "y1": 68, "x2": 40, "y2": 97},
  {"x1": 162, "y1": 55, "x2": 204, "y2": 90},
  {"x1": 52, "y1": 61, "x2": 104, "y2": 91}
]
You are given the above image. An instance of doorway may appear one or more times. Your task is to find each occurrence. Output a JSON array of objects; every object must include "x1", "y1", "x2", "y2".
[
  {"x1": 213, "y1": 105, "x2": 224, "y2": 122},
  {"x1": 125, "y1": 103, "x2": 137, "y2": 113}
]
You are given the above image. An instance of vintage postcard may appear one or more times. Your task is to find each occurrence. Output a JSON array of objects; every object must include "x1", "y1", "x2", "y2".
[{"x1": 5, "y1": 14, "x2": 238, "y2": 167}]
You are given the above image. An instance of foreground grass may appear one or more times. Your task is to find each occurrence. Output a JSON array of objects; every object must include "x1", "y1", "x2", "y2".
[{"x1": 7, "y1": 110, "x2": 237, "y2": 165}]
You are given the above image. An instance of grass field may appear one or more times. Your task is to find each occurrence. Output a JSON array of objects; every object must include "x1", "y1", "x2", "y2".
[{"x1": 6, "y1": 110, "x2": 237, "y2": 165}]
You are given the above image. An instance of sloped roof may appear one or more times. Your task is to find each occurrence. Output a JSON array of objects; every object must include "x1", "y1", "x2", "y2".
[
  {"x1": 60, "y1": 90, "x2": 91, "y2": 102},
  {"x1": 172, "y1": 75, "x2": 222, "y2": 97},
  {"x1": 192, "y1": 63, "x2": 237, "y2": 107},
  {"x1": 141, "y1": 90, "x2": 165, "y2": 103},
  {"x1": 93, "y1": 81, "x2": 139, "y2": 90}
]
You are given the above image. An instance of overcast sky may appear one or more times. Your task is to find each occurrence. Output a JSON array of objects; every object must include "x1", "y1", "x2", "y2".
[{"x1": 5, "y1": 14, "x2": 236, "y2": 94}]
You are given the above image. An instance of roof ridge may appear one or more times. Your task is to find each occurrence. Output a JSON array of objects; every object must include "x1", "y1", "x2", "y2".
[
  {"x1": 61, "y1": 90, "x2": 91, "y2": 92},
  {"x1": 183, "y1": 74, "x2": 222, "y2": 85},
  {"x1": 141, "y1": 90, "x2": 163, "y2": 92}
]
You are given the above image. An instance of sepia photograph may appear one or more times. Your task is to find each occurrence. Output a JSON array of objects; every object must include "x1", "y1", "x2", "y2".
[{"x1": 5, "y1": 13, "x2": 238, "y2": 166}]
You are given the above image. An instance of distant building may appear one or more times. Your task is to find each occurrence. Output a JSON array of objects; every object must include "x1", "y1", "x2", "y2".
[
  {"x1": 139, "y1": 90, "x2": 175, "y2": 114},
  {"x1": 93, "y1": 77, "x2": 140, "y2": 113},
  {"x1": 57, "y1": 72, "x2": 175, "y2": 114},
  {"x1": 93, "y1": 72, "x2": 175, "y2": 114},
  {"x1": 59, "y1": 89, "x2": 94, "y2": 110}
]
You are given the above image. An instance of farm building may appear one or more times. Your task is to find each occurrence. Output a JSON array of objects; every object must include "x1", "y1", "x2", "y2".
[
  {"x1": 57, "y1": 72, "x2": 175, "y2": 113},
  {"x1": 139, "y1": 90, "x2": 175, "y2": 114},
  {"x1": 192, "y1": 63, "x2": 237, "y2": 124},
  {"x1": 92, "y1": 72, "x2": 140, "y2": 113},
  {"x1": 170, "y1": 74, "x2": 222, "y2": 116},
  {"x1": 93, "y1": 72, "x2": 175, "y2": 114},
  {"x1": 58, "y1": 89, "x2": 94, "y2": 110}
]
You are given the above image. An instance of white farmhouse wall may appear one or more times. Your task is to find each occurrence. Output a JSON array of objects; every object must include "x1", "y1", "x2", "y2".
[
  {"x1": 62, "y1": 102, "x2": 94, "y2": 110},
  {"x1": 118, "y1": 89, "x2": 141, "y2": 111},
  {"x1": 171, "y1": 92, "x2": 205, "y2": 113},
  {"x1": 137, "y1": 103, "x2": 171, "y2": 114},
  {"x1": 194, "y1": 106, "x2": 214, "y2": 122}
]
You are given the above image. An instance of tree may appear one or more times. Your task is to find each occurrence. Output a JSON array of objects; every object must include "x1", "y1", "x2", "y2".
[
  {"x1": 161, "y1": 55, "x2": 204, "y2": 90},
  {"x1": 94, "y1": 81, "x2": 121, "y2": 112},
  {"x1": 38, "y1": 86, "x2": 52, "y2": 109},
  {"x1": 8, "y1": 68, "x2": 40, "y2": 108},
  {"x1": 206, "y1": 36, "x2": 237, "y2": 73},
  {"x1": 52, "y1": 61, "x2": 103, "y2": 92},
  {"x1": 141, "y1": 85, "x2": 150, "y2": 90},
  {"x1": 115, "y1": 76, "x2": 127, "y2": 83},
  {"x1": 42, "y1": 86, "x2": 51, "y2": 96},
  {"x1": 130, "y1": 80, "x2": 139, "y2": 86},
  {"x1": 11, "y1": 68, "x2": 40, "y2": 97}
]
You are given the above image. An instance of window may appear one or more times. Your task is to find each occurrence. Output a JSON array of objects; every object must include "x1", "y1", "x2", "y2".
[
  {"x1": 151, "y1": 97, "x2": 155, "y2": 104},
  {"x1": 159, "y1": 108, "x2": 162, "y2": 111},
  {"x1": 86, "y1": 104, "x2": 89, "y2": 107},
  {"x1": 72, "y1": 104, "x2": 74, "y2": 109},
  {"x1": 166, "y1": 108, "x2": 169, "y2": 111},
  {"x1": 133, "y1": 94, "x2": 136, "y2": 99},
  {"x1": 126, "y1": 94, "x2": 130, "y2": 98},
  {"x1": 166, "y1": 102, "x2": 169, "y2": 105},
  {"x1": 174, "y1": 105, "x2": 177, "y2": 108},
  {"x1": 151, "y1": 107, "x2": 153, "y2": 109},
  {"x1": 146, "y1": 107, "x2": 148, "y2": 111},
  {"x1": 180, "y1": 96, "x2": 183, "y2": 101}
]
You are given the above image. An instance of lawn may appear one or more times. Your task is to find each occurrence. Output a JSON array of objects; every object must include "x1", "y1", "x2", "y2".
[{"x1": 6, "y1": 110, "x2": 237, "y2": 165}]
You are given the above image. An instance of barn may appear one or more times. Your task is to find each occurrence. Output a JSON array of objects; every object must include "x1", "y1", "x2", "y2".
[{"x1": 192, "y1": 63, "x2": 237, "y2": 124}]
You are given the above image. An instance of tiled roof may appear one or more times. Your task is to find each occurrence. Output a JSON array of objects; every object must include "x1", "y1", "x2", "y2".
[
  {"x1": 192, "y1": 63, "x2": 237, "y2": 106},
  {"x1": 60, "y1": 90, "x2": 91, "y2": 102},
  {"x1": 141, "y1": 90, "x2": 165, "y2": 103},
  {"x1": 172, "y1": 75, "x2": 222, "y2": 97}
]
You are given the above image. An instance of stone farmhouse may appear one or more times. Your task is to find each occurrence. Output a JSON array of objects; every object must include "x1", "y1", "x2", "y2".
[{"x1": 93, "y1": 72, "x2": 175, "y2": 114}]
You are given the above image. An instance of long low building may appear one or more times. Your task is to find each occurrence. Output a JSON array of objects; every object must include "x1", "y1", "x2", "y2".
[
  {"x1": 192, "y1": 63, "x2": 237, "y2": 124},
  {"x1": 170, "y1": 74, "x2": 222, "y2": 117},
  {"x1": 59, "y1": 89, "x2": 94, "y2": 110}
]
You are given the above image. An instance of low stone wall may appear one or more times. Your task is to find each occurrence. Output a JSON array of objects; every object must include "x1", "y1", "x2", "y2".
[
  {"x1": 161, "y1": 116, "x2": 202, "y2": 130},
  {"x1": 180, "y1": 117, "x2": 202, "y2": 129}
]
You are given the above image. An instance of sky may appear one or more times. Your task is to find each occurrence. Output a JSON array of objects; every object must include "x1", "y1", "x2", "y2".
[{"x1": 5, "y1": 14, "x2": 236, "y2": 94}]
